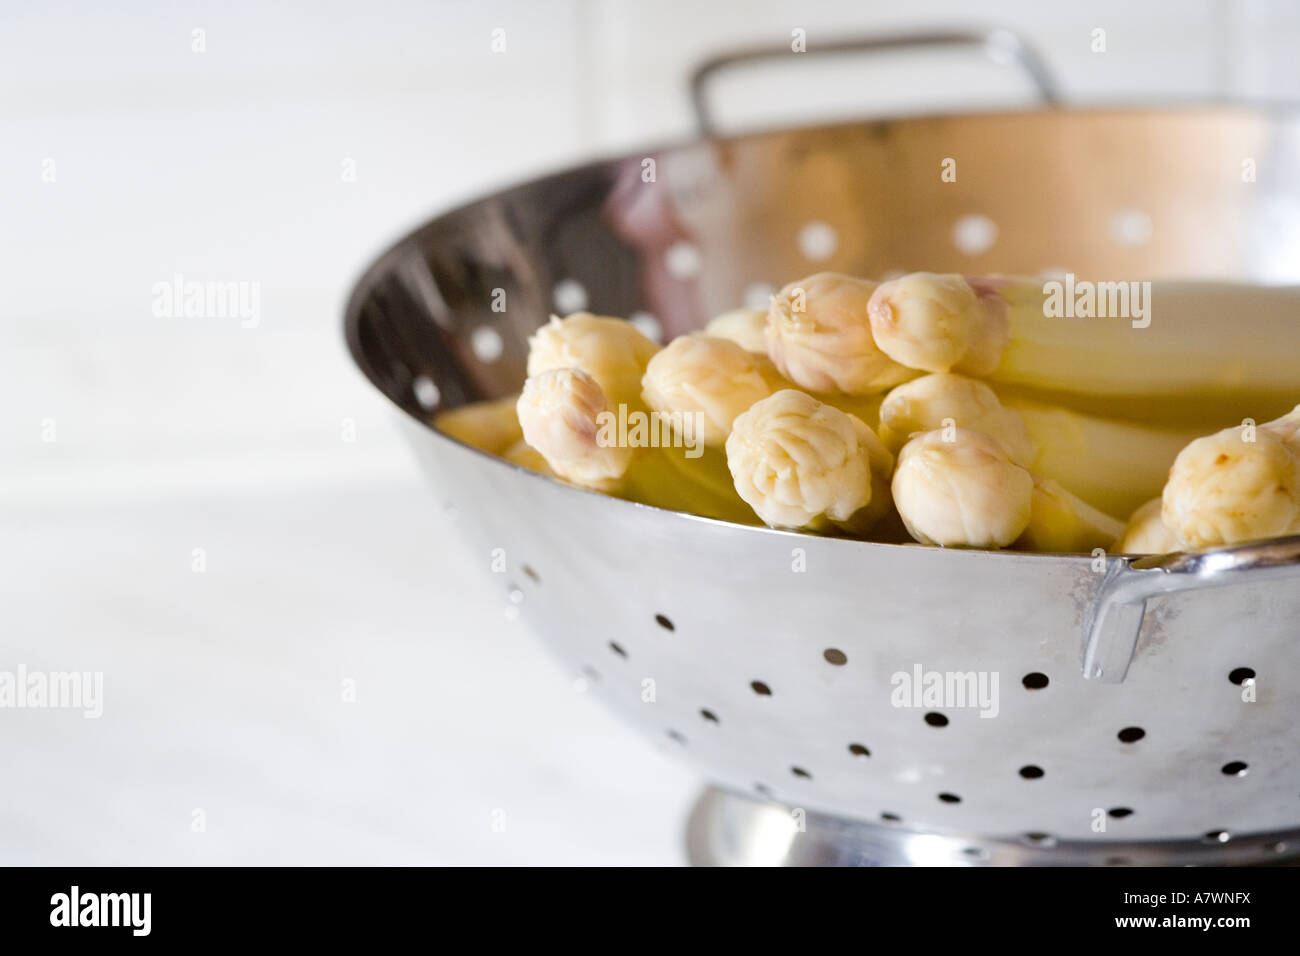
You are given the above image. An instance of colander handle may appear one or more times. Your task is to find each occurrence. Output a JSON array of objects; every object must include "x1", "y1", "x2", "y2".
[
  {"x1": 689, "y1": 27, "x2": 1062, "y2": 135},
  {"x1": 1083, "y1": 535, "x2": 1300, "y2": 683}
]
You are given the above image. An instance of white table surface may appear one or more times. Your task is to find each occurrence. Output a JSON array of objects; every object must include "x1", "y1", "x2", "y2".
[{"x1": 0, "y1": 476, "x2": 699, "y2": 865}]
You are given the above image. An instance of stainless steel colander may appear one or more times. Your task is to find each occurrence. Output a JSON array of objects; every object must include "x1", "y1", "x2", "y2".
[{"x1": 345, "y1": 29, "x2": 1300, "y2": 865}]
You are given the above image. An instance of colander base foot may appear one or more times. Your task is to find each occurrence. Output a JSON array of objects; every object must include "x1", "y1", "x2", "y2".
[{"x1": 685, "y1": 786, "x2": 1300, "y2": 867}]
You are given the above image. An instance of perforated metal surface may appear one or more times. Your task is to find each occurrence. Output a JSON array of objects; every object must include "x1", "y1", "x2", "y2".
[
  {"x1": 399, "y1": 428, "x2": 1300, "y2": 844},
  {"x1": 347, "y1": 106, "x2": 1300, "y2": 850}
]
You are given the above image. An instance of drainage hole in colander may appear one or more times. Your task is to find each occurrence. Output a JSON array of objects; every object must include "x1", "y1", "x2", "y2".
[
  {"x1": 470, "y1": 326, "x2": 504, "y2": 364},
  {"x1": 962, "y1": 846, "x2": 989, "y2": 861},
  {"x1": 848, "y1": 743, "x2": 870, "y2": 758},
  {"x1": 629, "y1": 311, "x2": 663, "y2": 343},
  {"x1": 750, "y1": 680, "x2": 773, "y2": 696},
  {"x1": 412, "y1": 374, "x2": 441, "y2": 410},
  {"x1": 1022, "y1": 832, "x2": 1057, "y2": 847},
  {"x1": 522, "y1": 564, "x2": 541, "y2": 585},
  {"x1": 881, "y1": 812, "x2": 902, "y2": 823},
  {"x1": 797, "y1": 221, "x2": 838, "y2": 261},
  {"x1": 700, "y1": 708, "x2": 720, "y2": 724},
  {"x1": 1019, "y1": 765, "x2": 1045, "y2": 779},
  {"x1": 1022, "y1": 672, "x2": 1049, "y2": 690},
  {"x1": 924, "y1": 712, "x2": 949, "y2": 727},
  {"x1": 1228, "y1": 667, "x2": 1255, "y2": 685},
  {"x1": 937, "y1": 792, "x2": 962, "y2": 804},
  {"x1": 608, "y1": 641, "x2": 627, "y2": 658},
  {"x1": 1111, "y1": 209, "x2": 1154, "y2": 247},
  {"x1": 1221, "y1": 761, "x2": 1249, "y2": 777},
  {"x1": 1264, "y1": 841, "x2": 1288, "y2": 854},
  {"x1": 823, "y1": 648, "x2": 848, "y2": 666},
  {"x1": 666, "y1": 729, "x2": 687, "y2": 745},
  {"x1": 952, "y1": 214, "x2": 998, "y2": 256},
  {"x1": 1105, "y1": 856, "x2": 1132, "y2": 866},
  {"x1": 1117, "y1": 726, "x2": 1146, "y2": 743},
  {"x1": 791, "y1": 766, "x2": 812, "y2": 779},
  {"x1": 1203, "y1": 830, "x2": 1231, "y2": 844},
  {"x1": 654, "y1": 614, "x2": 674, "y2": 632},
  {"x1": 552, "y1": 278, "x2": 588, "y2": 313},
  {"x1": 664, "y1": 241, "x2": 703, "y2": 279},
  {"x1": 754, "y1": 783, "x2": 774, "y2": 798},
  {"x1": 1107, "y1": 807, "x2": 1134, "y2": 819}
]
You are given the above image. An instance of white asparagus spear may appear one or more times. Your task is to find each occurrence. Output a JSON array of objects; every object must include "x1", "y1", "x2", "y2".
[
  {"x1": 1113, "y1": 497, "x2": 1181, "y2": 555},
  {"x1": 766, "y1": 272, "x2": 916, "y2": 395},
  {"x1": 878, "y1": 372, "x2": 1199, "y2": 516},
  {"x1": 527, "y1": 312, "x2": 660, "y2": 409},
  {"x1": 1005, "y1": 396, "x2": 1200, "y2": 518},
  {"x1": 891, "y1": 429, "x2": 1032, "y2": 548},
  {"x1": 877, "y1": 373, "x2": 1034, "y2": 464},
  {"x1": 704, "y1": 307, "x2": 768, "y2": 353},
  {"x1": 892, "y1": 429, "x2": 1123, "y2": 551},
  {"x1": 1018, "y1": 477, "x2": 1127, "y2": 554},
  {"x1": 517, "y1": 368, "x2": 632, "y2": 491},
  {"x1": 641, "y1": 334, "x2": 778, "y2": 447},
  {"x1": 1161, "y1": 408, "x2": 1300, "y2": 548},
  {"x1": 620, "y1": 443, "x2": 761, "y2": 526},
  {"x1": 726, "y1": 389, "x2": 894, "y2": 535},
  {"x1": 867, "y1": 273, "x2": 1300, "y2": 399},
  {"x1": 867, "y1": 273, "x2": 1008, "y2": 377}
]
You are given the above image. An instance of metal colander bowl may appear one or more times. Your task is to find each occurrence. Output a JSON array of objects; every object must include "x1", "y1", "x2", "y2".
[{"x1": 345, "y1": 33, "x2": 1300, "y2": 865}]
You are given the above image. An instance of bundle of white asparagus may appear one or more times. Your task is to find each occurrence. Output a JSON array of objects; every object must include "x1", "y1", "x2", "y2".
[{"x1": 432, "y1": 270, "x2": 1300, "y2": 554}]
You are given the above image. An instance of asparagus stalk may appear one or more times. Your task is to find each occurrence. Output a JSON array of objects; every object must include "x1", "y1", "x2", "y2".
[
  {"x1": 1006, "y1": 395, "x2": 1201, "y2": 517},
  {"x1": 867, "y1": 273, "x2": 1300, "y2": 400},
  {"x1": 1020, "y1": 477, "x2": 1127, "y2": 554},
  {"x1": 1161, "y1": 407, "x2": 1300, "y2": 548},
  {"x1": 501, "y1": 438, "x2": 555, "y2": 477},
  {"x1": 726, "y1": 389, "x2": 894, "y2": 535},
  {"x1": 892, "y1": 429, "x2": 1123, "y2": 552},
  {"x1": 434, "y1": 394, "x2": 523, "y2": 455},
  {"x1": 766, "y1": 272, "x2": 916, "y2": 395},
  {"x1": 622, "y1": 444, "x2": 760, "y2": 526},
  {"x1": 878, "y1": 372, "x2": 1203, "y2": 516}
]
